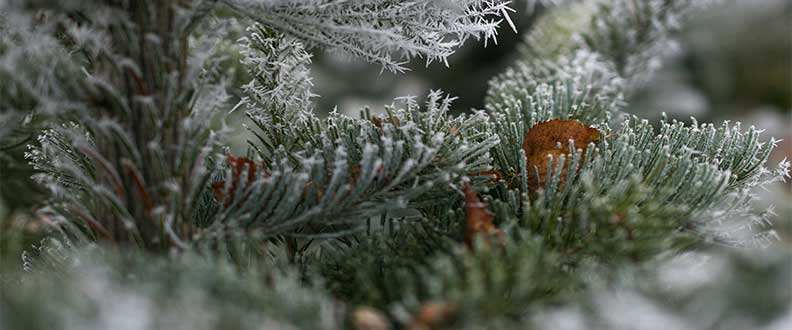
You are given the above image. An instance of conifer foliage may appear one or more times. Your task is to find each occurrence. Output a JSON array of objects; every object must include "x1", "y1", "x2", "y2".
[{"x1": 1, "y1": 1, "x2": 789, "y2": 330}]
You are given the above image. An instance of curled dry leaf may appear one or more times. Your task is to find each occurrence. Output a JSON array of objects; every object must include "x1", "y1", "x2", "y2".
[
  {"x1": 405, "y1": 302, "x2": 458, "y2": 330},
  {"x1": 463, "y1": 183, "x2": 502, "y2": 249},
  {"x1": 522, "y1": 119, "x2": 601, "y2": 194}
]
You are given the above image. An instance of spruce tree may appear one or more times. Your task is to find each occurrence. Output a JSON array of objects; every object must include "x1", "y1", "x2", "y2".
[{"x1": 1, "y1": 1, "x2": 789, "y2": 329}]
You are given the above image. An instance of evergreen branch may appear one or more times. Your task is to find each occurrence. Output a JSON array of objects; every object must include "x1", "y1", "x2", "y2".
[
  {"x1": 212, "y1": 90, "x2": 499, "y2": 238},
  {"x1": 14, "y1": 2, "x2": 232, "y2": 251},
  {"x1": 7, "y1": 244, "x2": 344, "y2": 330},
  {"x1": 222, "y1": 0, "x2": 515, "y2": 72},
  {"x1": 483, "y1": 0, "x2": 788, "y2": 251}
]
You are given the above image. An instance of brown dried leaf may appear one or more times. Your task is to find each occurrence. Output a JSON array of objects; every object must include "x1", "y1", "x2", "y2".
[
  {"x1": 212, "y1": 154, "x2": 261, "y2": 207},
  {"x1": 522, "y1": 119, "x2": 601, "y2": 193},
  {"x1": 371, "y1": 113, "x2": 400, "y2": 131},
  {"x1": 463, "y1": 183, "x2": 502, "y2": 248},
  {"x1": 371, "y1": 116, "x2": 383, "y2": 130}
]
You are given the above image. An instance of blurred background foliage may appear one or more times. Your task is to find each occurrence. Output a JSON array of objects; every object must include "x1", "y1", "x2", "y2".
[{"x1": 1, "y1": 0, "x2": 790, "y2": 269}]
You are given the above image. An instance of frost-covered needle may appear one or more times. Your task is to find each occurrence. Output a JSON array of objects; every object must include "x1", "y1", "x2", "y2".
[{"x1": 502, "y1": 3, "x2": 518, "y2": 33}]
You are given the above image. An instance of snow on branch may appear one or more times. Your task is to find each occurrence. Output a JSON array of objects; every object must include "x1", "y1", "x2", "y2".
[
  {"x1": 237, "y1": 23, "x2": 316, "y2": 126},
  {"x1": 212, "y1": 91, "x2": 498, "y2": 238},
  {"x1": 223, "y1": 0, "x2": 516, "y2": 73}
]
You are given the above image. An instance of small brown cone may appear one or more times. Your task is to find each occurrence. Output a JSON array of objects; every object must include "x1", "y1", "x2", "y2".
[{"x1": 522, "y1": 119, "x2": 601, "y2": 194}]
